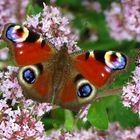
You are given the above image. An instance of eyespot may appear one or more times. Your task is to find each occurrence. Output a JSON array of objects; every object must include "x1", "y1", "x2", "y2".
[
  {"x1": 18, "y1": 65, "x2": 41, "y2": 88},
  {"x1": 76, "y1": 79, "x2": 96, "y2": 104},
  {"x1": 23, "y1": 68, "x2": 36, "y2": 84},
  {"x1": 77, "y1": 83, "x2": 92, "y2": 98},
  {"x1": 6, "y1": 25, "x2": 29, "y2": 43},
  {"x1": 105, "y1": 51, "x2": 127, "y2": 70}
]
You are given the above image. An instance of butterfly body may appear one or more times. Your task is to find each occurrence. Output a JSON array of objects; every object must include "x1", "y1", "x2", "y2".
[
  {"x1": 2, "y1": 23, "x2": 128, "y2": 110},
  {"x1": 20, "y1": 47, "x2": 74, "y2": 104}
]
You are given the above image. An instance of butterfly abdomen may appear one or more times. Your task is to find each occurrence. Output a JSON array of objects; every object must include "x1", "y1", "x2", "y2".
[{"x1": 48, "y1": 48, "x2": 73, "y2": 103}]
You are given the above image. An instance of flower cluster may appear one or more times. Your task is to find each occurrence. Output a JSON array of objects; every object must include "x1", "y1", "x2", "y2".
[
  {"x1": 121, "y1": 0, "x2": 140, "y2": 36},
  {"x1": 0, "y1": 108, "x2": 46, "y2": 139},
  {"x1": 0, "y1": 0, "x2": 29, "y2": 38},
  {"x1": 0, "y1": 66, "x2": 52, "y2": 139},
  {"x1": 46, "y1": 123, "x2": 140, "y2": 140},
  {"x1": 24, "y1": 3, "x2": 80, "y2": 53},
  {"x1": 122, "y1": 64, "x2": 140, "y2": 116},
  {"x1": 107, "y1": 123, "x2": 140, "y2": 140},
  {"x1": 104, "y1": 1, "x2": 140, "y2": 42},
  {"x1": 104, "y1": 2, "x2": 134, "y2": 41}
]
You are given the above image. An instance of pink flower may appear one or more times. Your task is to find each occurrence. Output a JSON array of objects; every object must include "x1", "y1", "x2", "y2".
[
  {"x1": 24, "y1": 3, "x2": 80, "y2": 53},
  {"x1": 105, "y1": 1, "x2": 140, "y2": 42},
  {"x1": 0, "y1": 66, "x2": 52, "y2": 138},
  {"x1": 121, "y1": 0, "x2": 140, "y2": 36},
  {"x1": 46, "y1": 123, "x2": 140, "y2": 140},
  {"x1": 104, "y1": 2, "x2": 134, "y2": 41},
  {"x1": 122, "y1": 65, "x2": 140, "y2": 116},
  {"x1": 107, "y1": 123, "x2": 140, "y2": 140}
]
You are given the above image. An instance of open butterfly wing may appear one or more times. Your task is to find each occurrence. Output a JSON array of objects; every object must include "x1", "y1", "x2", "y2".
[
  {"x1": 73, "y1": 50, "x2": 127, "y2": 88},
  {"x1": 2, "y1": 23, "x2": 55, "y2": 66}
]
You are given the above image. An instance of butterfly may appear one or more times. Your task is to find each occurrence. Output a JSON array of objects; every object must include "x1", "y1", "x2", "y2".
[{"x1": 2, "y1": 23, "x2": 128, "y2": 110}]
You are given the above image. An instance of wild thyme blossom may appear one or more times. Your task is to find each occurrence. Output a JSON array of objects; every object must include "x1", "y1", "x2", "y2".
[
  {"x1": 46, "y1": 123, "x2": 140, "y2": 140},
  {"x1": 104, "y1": 2, "x2": 134, "y2": 41},
  {"x1": 0, "y1": 108, "x2": 46, "y2": 139},
  {"x1": 105, "y1": 1, "x2": 140, "y2": 42},
  {"x1": 46, "y1": 129, "x2": 105, "y2": 140},
  {"x1": 0, "y1": 66, "x2": 52, "y2": 138},
  {"x1": 107, "y1": 123, "x2": 140, "y2": 140},
  {"x1": 121, "y1": 0, "x2": 140, "y2": 39},
  {"x1": 122, "y1": 65, "x2": 140, "y2": 116},
  {"x1": 24, "y1": 3, "x2": 80, "y2": 53},
  {"x1": 0, "y1": 0, "x2": 29, "y2": 38}
]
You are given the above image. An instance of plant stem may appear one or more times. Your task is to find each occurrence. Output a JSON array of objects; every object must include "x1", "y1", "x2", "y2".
[{"x1": 95, "y1": 88, "x2": 122, "y2": 100}]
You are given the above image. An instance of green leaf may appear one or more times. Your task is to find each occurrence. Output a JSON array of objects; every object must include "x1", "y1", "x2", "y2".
[
  {"x1": 41, "y1": 108, "x2": 65, "y2": 130},
  {"x1": 87, "y1": 101, "x2": 109, "y2": 130},
  {"x1": 56, "y1": 0, "x2": 82, "y2": 8},
  {"x1": 26, "y1": 0, "x2": 42, "y2": 16},
  {"x1": 42, "y1": 118, "x2": 63, "y2": 130},
  {"x1": 108, "y1": 96, "x2": 140, "y2": 128},
  {"x1": 0, "y1": 42, "x2": 7, "y2": 49},
  {"x1": 77, "y1": 119, "x2": 91, "y2": 130},
  {"x1": 64, "y1": 109, "x2": 74, "y2": 131}
]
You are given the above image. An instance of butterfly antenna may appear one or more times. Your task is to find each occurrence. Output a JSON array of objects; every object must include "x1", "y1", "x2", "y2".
[
  {"x1": 51, "y1": 95, "x2": 55, "y2": 105},
  {"x1": 50, "y1": 87, "x2": 58, "y2": 105}
]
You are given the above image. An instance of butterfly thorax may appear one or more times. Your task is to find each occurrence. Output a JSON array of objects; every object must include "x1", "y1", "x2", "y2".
[{"x1": 49, "y1": 47, "x2": 73, "y2": 103}]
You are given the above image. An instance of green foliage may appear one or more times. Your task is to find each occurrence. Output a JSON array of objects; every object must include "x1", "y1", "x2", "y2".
[
  {"x1": 0, "y1": 42, "x2": 7, "y2": 49},
  {"x1": 87, "y1": 101, "x2": 109, "y2": 130},
  {"x1": 64, "y1": 109, "x2": 74, "y2": 131},
  {"x1": 107, "y1": 96, "x2": 140, "y2": 128},
  {"x1": 42, "y1": 108, "x2": 65, "y2": 130},
  {"x1": 26, "y1": 0, "x2": 42, "y2": 15}
]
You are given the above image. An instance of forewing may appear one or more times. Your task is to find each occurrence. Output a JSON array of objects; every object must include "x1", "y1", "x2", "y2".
[{"x1": 2, "y1": 23, "x2": 56, "y2": 66}]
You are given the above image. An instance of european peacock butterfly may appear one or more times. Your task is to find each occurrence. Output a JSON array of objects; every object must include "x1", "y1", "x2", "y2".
[{"x1": 2, "y1": 23, "x2": 127, "y2": 110}]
